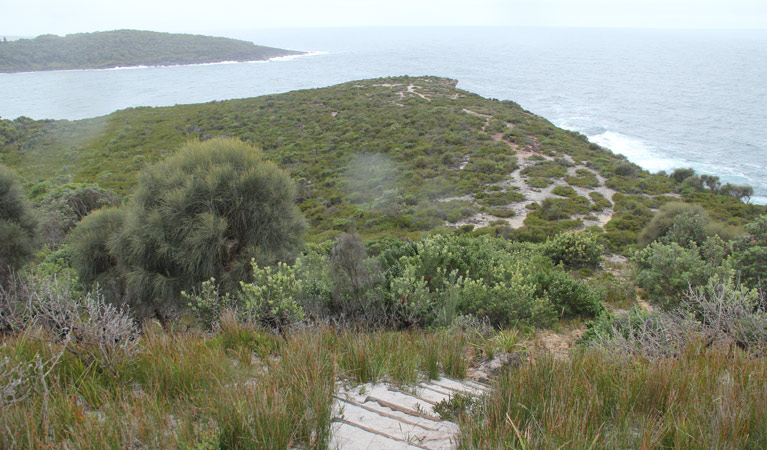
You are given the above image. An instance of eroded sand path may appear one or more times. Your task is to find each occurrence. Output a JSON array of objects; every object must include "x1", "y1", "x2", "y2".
[{"x1": 331, "y1": 378, "x2": 488, "y2": 450}]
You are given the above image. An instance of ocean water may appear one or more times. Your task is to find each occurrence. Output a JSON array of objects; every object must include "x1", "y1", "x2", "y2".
[{"x1": 2, "y1": 27, "x2": 766, "y2": 201}]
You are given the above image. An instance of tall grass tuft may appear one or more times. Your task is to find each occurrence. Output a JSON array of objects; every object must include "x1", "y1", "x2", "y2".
[
  {"x1": 211, "y1": 331, "x2": 335, "y2": 449},
  {"x1": 456, "y1": 342, "x2": 767, "y2": 449},
  {"x1": 1, "y1": 322, "x2": 475, "y2": 448},
  {"x1": 337, "y1": 329, "x2": 470, "y2": 385}
]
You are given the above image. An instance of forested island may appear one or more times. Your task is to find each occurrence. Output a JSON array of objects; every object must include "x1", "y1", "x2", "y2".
[
  {"x1": 0, "y1": 29, "x2": 304, "y2": 72},
  {"x1": 2, "y1": 77, "x2": 766, "y2": 448}
]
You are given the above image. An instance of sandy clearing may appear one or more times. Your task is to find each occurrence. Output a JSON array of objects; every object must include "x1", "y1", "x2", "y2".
[{"x1": 407, "y1": 85, "x2": 431, "y2": 101}]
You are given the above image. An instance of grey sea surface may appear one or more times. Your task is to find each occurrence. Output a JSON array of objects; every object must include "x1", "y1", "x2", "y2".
[{"x1": 2, "y1": 27, "x2": 766, "y2": 201}]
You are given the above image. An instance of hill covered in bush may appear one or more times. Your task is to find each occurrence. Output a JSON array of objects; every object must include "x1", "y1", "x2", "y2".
[
  {"x1": 0, "y1": 76, "x2": 761, "y2": 248},
  {"x1": 0, "y1": 30, "x2": 303, "y2": 72},
  {"x1": 2, "y1": 77, "x2": 767, "y2": 448}
]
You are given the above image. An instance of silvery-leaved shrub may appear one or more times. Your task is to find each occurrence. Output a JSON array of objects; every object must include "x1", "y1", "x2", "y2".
[
  {"x1": 182, "y1": 277, "x2": 236, "y2": 330},
  {"x1": 583, "y1": 279, "x2": 767, "y2": 360},
  {"x1": 239, "y1": 259, "x2": 304, "y2": 333},
  {"x1": 0, "y1": 351, "x2": 31, "y2": 406},
  {"x1": 1, "y1": 271, "x2": 139, "y2": 374}
]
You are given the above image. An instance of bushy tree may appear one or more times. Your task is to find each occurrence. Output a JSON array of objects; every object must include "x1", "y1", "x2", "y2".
[
  {"x1": 700, "y1": 174, "x2": 722, "y2": 193},
  {"x1": 670, "y1": 168, "x2": 696, "y2": 183},
  {"x1": 733, "y1": 214, "x2": 767, "y2": 291},
  {"x1": 36, "y1": 183, "x2": 119, "y2": 247},
  {"x1": 67, "y1": 206, "x2": 125, "y2": 299},
  {"x1": 679, "y1": 175, "x2": 705, "y2": 194},
  {"x1": 329, "y1": 232, "x2": 385, "y2": 325},
  {"x1": 70, "y1": 138, "x2": 306, "y2": 319},
  {"x1": 0, "y1": 165, "x2": 36, "y2": 281},
  {"x1": 720, "y1": 183, "x2": 754, "y2": 203},
  {"x1": 638, "y1": 202, "x2": 710, "y2": 248},
  {"x1": 633, "y1": 239, "x2": 728, "y2": 310},
  {"x1": 543, "y1": 231, "x2": 603, "y2": 269}
]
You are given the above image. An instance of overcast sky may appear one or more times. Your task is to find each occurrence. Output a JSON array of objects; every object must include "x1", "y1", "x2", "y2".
[{"x1": 2, "y1": 0, "x2": 766, "y2": 37}]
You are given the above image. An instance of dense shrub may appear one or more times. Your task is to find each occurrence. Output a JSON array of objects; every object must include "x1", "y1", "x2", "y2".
[
  {"x1": 587, "y1": 271, "x2": 635, "y2": 305},
  {"x1": 69, "y1": 138, "x2": 306, "y2": 320},
  {"x1": 526, "y1": 177, "x2": 553, "y2": 188},
  {"x1": 638, "y1": 202, "x2": 710, "y2": 247},
  {"x1": 732, "y1": 214, "x2": 767, "y2": 291},
  {"x1": 239, "y1": 261, "x2": 305, "y2": 333},
  {"x1": 544, "y1": 231, "x2": 604, "y2": 269},
  {"x1": 383, "y1": 235, "x2": 559, "y2": 328},
  {"x1": 36, "y1": 183, "x2": 119, "y2": 247},
  {"x1": 551, "y1": 185, "x2": 577, "y2": 197},
  {"x1": 0, "y1": 165, "x2": 36, "y2": 282},
  {"x1": 588, "y1": 191, "x2": 612, "y2": 211},
  {"x1": 633, "y1": 239, "x2": 727, "y2": 309},
  {"x1": 578, "y1": 307, "x2": 657, "y2": 350},
  {"x1": 181, "y1": 277, "x2": 236, "y2": 329},
  {"x1": 535, "y1": 269, "x2": 605, "y2": 319},
  {"x1": 67, "y1": 206, "x2": 124, "y2": 289},
  {"x1": 329, "y1": 232, "x2": 386, "y2": 326},
  {"x1": 455, "y1": 267, "x2": 556, "y2": 328}
]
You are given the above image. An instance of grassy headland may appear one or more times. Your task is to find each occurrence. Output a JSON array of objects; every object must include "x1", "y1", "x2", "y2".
[
  {"x1": 0, "y1": 30, "x2": 303, "y2": 72},
  {"x1": 2, "y1": 77, "x2": 767, "y2": 449},
  {"x1": 1, "y1": 76, "x2": 761, "y2": 248}
]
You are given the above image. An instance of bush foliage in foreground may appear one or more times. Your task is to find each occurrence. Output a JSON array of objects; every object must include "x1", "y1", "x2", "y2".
[
  {"x1": 184, "y1": 232, "x2": 605, "y2": 330},
  {"x1": 0, "y1": 309, "x2": 475, "y2": 449},
  {"x1": 0, "y1": 165, "x2": 37, "y2": 282},
  {"x1": 69, "y1": 138, "x2": 306, "y2": 320}
]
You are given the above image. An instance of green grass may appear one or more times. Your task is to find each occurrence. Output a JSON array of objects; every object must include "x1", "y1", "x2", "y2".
[
  {"x1": 4, "y1": 290, "x2": 767, "y2": 449},
  {"x1": 455, "y1": 342, "x2": 767, "y2": 449},
  {"x1": 0, "y1": 323, "x2": 477, "y2": 449}
]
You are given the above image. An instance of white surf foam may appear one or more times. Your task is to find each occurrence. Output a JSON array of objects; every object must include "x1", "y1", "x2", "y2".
[
  {"x1": 584, "y1": 130, "x2": 767, "y2": 204},
  {"x1": 587, "y1": 130, "x2": 681, "y2": 173},
  {"x1": 263, "y1": 51, "x2": 327, "y2": 62},
  {"x1": 9, "y1": 51, "x2": 327, "y2": 75}
]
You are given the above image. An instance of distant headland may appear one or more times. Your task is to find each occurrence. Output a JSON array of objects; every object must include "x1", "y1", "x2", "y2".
[{"x1": 0, "y1": 29, "x2": 304, "y2": 73}]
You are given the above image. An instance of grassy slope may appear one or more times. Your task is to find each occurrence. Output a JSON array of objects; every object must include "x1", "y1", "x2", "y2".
[
  {"x1": 0, "y1": 30, "x2": 302, "y2": 72},
  {"x1": 458, "y1": 344, "x2": 767, "y2": 449},
  {"x1": 0, "y1": 322, "x2": 474, "y2": 448},
  {"x1": 4, "y1": 317, "x2": 765, "y2": 449},
  {"x1": 1, "y1": 76, "x2": 761, "y2": 244}
]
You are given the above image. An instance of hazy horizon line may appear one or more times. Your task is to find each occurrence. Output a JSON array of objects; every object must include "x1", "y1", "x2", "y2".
[{"x1": 4, "y1": 24, "x2": 767, "y2": 40}]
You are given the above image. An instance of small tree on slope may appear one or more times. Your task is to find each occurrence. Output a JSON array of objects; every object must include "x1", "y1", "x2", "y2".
[
  {"x1": 0, "y1": 165, "x2": 36, "y2": 282},
  {"x1": 71, "y1": 138, "x2": 306, "y2": 320}
]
